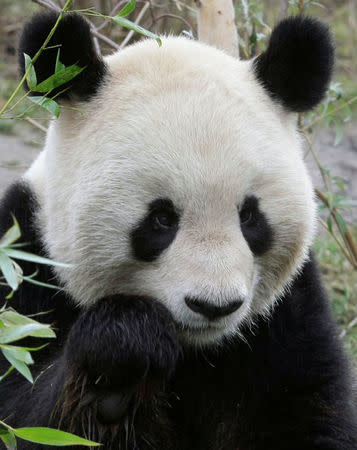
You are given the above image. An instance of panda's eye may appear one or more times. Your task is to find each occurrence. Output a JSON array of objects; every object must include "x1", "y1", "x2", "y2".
[
  {"x1": 149, "y1": 199, "x2": 180, "y2": 231},
  {"x1": 239, "y1": 207, "x2": 252, "y2": 225},
  {"x1": 153, "y1": 212, "x2": 176, "y2": 229},
  {"x1": 239, "y1": 196, "x2": 258, "y2": 226}
]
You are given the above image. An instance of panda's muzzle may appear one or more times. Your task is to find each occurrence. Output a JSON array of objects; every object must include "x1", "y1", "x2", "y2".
[{"x1": 184, "y1": 296, "x2": 243, "y2": 320}]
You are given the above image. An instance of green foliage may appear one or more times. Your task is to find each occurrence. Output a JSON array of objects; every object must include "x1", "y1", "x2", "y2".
[
  {"x1": 111, "y1": 16, "x2": 162, "y2": 46},
  {"x1": 24, "y1": 54, "x2": 37, "y2": 90},
  {"x1": 0, "y1": 424, "x2": 100, "y2": 447},
  {"x1": 0, "y1": 218, "x2": 100, "y2": 447},
  {"x1": 0, "y1": 216, "x2": 70, "y2": 300},
  {"x1": 304, "y1": 82, "x2": 354, "y2": 145},
  {"x1": 288, "y1": 0, "x2": 326, "y2": 13},
  {"x1": 28, "y1": 96, "x2": 60, "y2": 118},
  {"x1": 83, "y1": 0, "x2": 162, "y2": 46},
  {"x1": 0, "y1": 2, "x2": 159, "y2": 446},
  {"x1": 22, "y1": 51, "x2": 84, "y2": 118},
  {"x1": 0, "y1": 217, "x2": 61, "y2": 383},
  {"x1": 29, "y1": 62, "x2": 84, "y2": 94},
  {"x1": 236, "y1": 0, "x2": 269, "y2": 58},
  {"x1": 117, "y1": 0, "x2": 137, "y2": 18},
  {"x1": 0, "y1": 428, "x2": 17, "y2": 449},
  {"x1": 11, "y1": 427, "x2": 100, "y2": 446},
  {"x1": 314, "y1": 227, "x2": 357, "y2": 366},
  {"x1": 0, "y1": 0, "x2": 161, "y2": 124}
]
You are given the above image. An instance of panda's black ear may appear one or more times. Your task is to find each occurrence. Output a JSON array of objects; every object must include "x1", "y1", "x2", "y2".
[
  {"x1": 253, "y1": 16, "x2": 334, "y2": 112},
  {"x1": 18, "y1": 12, "x2": 106, "y2": 101}
]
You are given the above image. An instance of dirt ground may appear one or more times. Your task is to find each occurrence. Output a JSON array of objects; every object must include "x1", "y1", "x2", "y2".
[{"x1": 0, "y1": 125, "x2": 356, "y2": 222}]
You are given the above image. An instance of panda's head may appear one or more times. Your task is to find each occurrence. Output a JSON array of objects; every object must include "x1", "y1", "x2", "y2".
[{"x1": 21, "y1": 13, "x2": 333, "y2": 346}]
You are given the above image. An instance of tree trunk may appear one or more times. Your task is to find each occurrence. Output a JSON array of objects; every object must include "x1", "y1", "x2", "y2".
[{"x1": 197, "y1": 0, "x2": 239, "y2": 58}]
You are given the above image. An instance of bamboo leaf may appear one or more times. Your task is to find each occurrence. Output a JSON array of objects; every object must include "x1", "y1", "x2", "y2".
[
  {"x1": 12, "y1": 428, "x2": 100, "y2": 446},
  {"x1": 335, "y1": 212, "x2": 347, "y2": 234},
  {"x1": 118, "y1": 0, "x2": 136, "y2": 17},
  {"x1": 327, "y1": 215, "x2": 333, "y2": 233},
  {"x1": 0, "y1": 428, "x2": 17, "y2": 449},
  {"x1": 0, "y1": 345, "x2": 34, "y2": 364},
  {"x1": 0, "y1": 216, "x2": 21, "y2": 248},
  {"x1": 55, "y1": 49, "x2": 66, "y2": 73},
  {"x1": 5, "y1": 290, "x2": 15, "y2": 300},
  {"x1": 32, "y1": 65, "x2": 84, "y2": 93},
  {"x1": 0, "y1": 364, "x2": 15, "y2": 382},
  {"x1": 0, "y1": 323, "x2": 55, "y2": 345},
  {"x1": 326, "y1": 191, "x2": 334, "y2": 209},
  {"x1": 21, "y1": 275, "x2": 61, "y2": 291},
  {"x1": 1, "y1": 348, "x2": 33, "y2": 383},
  {"x1": 24, "y1": 53, "x2": 37, "y2": 90},
  {"x1": 28, "y1": 96, "x2": 60, "y2": 118},
  {"x1": 20, "y1": 344, "x2": 48, "y2": 352},
  {"x1": 335, "y1": 180, "x2": 345, "y2": 193},
  {"x1": 0, "y1": 309, "x2": 44, "y2": 326},
  {"x1": 3, "y1": 249, "x2": 71, "y2": 268},
  {"x1": 333, "y1": 119, "x2": 344, "y2": 146},
  {"x1": 112, "y1": 16, "x2": 162, "y2": 46},
  {"x1": 0, "y1": 251, "x2": 19, "y2": 291}
]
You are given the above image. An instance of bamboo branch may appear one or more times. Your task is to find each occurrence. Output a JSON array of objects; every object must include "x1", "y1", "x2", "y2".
[
  {"x1": 31, "y1": 0, "x2": 119, "y2": 51},
  {"x1": 317, "y1": 216, "x2": 353, "y2": 265},
  {"x1": 302, "y1": 131, "x2": 357, "y2": 269},
  {"x1": 96, "y1": 0, "x2": 127, "y2": 31},
  {"x1": 25, "y1": 117, "x2": 48, "y2": 133},
  {"x1": 303, "y1": 95, "x2": 357, "y2": 131},
  {"x1": 340, "y1": 315, "x2": 357, "y2": 338},
  {"x1": 315, "y1": 188, "x2": 357, "y2": 268},
  {"x1": 152, "y1": 13, "x2": 195, "y2": 35}
]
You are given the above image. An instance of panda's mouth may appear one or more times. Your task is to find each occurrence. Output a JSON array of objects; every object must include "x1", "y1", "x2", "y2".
[
  {"x1": 174, "y1": 320, "x2": 227, "y2": 343},
  {"x1": 175, "y1": 320, "x2": 220, "y2": 333}
]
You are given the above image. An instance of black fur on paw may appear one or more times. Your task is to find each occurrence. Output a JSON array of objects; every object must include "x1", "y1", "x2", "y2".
[
  {"x1": 97, "y1": 391, "x2": 133, "y2": 424},
  {"x1": 65, "y1": 295, "x2": 180, "y2": 388}
]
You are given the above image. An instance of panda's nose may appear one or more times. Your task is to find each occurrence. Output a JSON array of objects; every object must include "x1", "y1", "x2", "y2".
[{"x1": 184, "y1": 296, "x2": 243, "y2": 320}]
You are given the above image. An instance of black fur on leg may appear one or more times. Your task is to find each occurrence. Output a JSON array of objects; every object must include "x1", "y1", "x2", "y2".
[
  {"x1": 253, "y1": 16, "x2": 334, "y2": 112},
  {"x1": 18, "y1": 12, "x2": 107, "y2": 100}
]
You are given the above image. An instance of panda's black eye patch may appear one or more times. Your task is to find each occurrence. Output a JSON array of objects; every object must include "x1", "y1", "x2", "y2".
[
  {"x1": 131, "y1": 198, "x2": 180, "y2": 262},
  {"x1": 238, "y1": 195, "x2": 273, "y2": 256}
]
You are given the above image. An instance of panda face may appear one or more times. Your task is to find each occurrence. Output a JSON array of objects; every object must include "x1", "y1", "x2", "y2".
[{"x1": 29, "y1": 37, "x2": 316, "y2": 346}]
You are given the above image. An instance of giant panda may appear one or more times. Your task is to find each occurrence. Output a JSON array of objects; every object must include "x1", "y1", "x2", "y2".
[{"x1": 0, "y1": 11, "x2": 356, "y2": 450}]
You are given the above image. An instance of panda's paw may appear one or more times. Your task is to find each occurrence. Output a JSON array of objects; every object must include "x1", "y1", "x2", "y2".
[{"x1": 63, "y1": 295, "x2": 180, "y2": 421}]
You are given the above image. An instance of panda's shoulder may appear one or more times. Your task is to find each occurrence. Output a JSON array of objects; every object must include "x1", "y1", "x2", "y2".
[
  {"x1": 266, "y1": 255, "x2": 345, "y2": 366},
  {"x1": 278, "y1": 254, "x2": 332, "y2": 323}
]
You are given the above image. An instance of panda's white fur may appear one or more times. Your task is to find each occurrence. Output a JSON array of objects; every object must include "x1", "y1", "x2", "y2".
[{"x1": 25, "y1": 37, "x2": 316, "y2": 345}]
